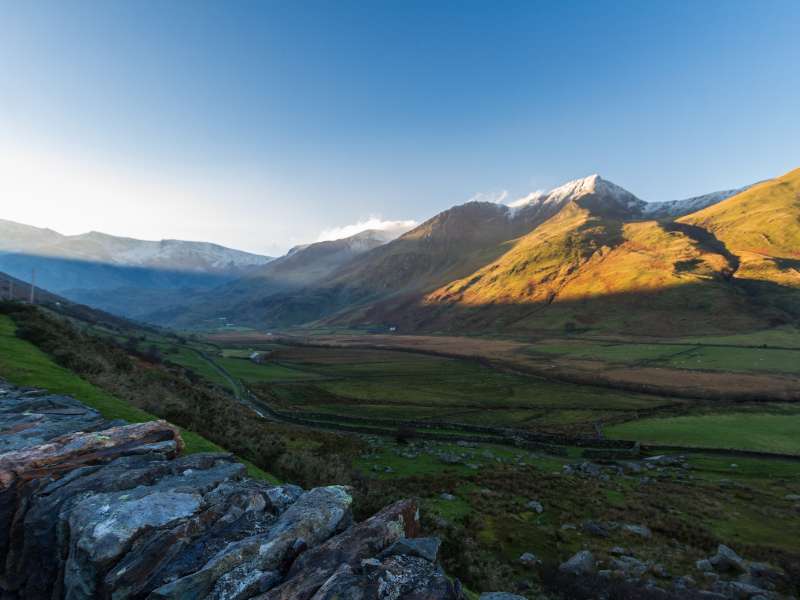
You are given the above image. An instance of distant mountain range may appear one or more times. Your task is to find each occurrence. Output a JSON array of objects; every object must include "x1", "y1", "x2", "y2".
[
  {"x1": 0, "y1": 221, "x2": 273, "y2": 317},
  {"x1": 4, "y1": 167, "x2": 798, "y2": 336}
]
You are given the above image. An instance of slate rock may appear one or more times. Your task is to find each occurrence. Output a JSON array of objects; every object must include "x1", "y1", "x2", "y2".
[
  {"x1": 380, "y1": 536, "x2": 441, "y2": 563},
  {"x1": 525, "y1": 500, "x2": 544, "y2": 514},
  {"x1": 582, "y1": 521, "x2": 610, "y2": 538},
  {"x1": 709, "y1": 544, "x2": 748, "y2": 574},
  {"x1": 559, "y1": 550, "x2": 596, "y2": 576},
  {"x1": 0, "y1": 381, "x2": 464, "y2": 600}
]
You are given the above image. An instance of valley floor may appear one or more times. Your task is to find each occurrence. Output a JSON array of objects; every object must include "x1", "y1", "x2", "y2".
[{"x1": 2, "y1": 303, "x2": 799, "y2": 596}]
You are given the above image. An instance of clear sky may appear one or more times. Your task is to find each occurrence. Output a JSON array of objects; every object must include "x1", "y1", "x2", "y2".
[{"x1": 1, "y1": 0, "x2": 798, "y2": 255}]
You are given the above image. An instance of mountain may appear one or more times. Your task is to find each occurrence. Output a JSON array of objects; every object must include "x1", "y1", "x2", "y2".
[
  {"x1": 146, "y1": 228, "x2": 399, "y2": 327},
  {"x1": 410, "y1": 170, "x2": 799, "y2": 335},
  {"x1": 641, "y1": 185, "x2": 754, "y2": 219},
  {"x1": 183, "y1": 169, "x2": 797, "y2": 337},
  {"x1": 0, "y1": 221, "x2": 271, "y2": 272},
  {"x1": 178, "y1": 175, "x2": 652, "y2": 329},
  {"x1": 0, "y1": 219, "x2": 272, "y2": 318},
  {"x1": 679, "y1": 168, "x2": 800, "y2": 289}
]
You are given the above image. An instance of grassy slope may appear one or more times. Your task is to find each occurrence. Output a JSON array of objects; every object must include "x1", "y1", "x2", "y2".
[
  {"x1": 530, "y1": 339, "x2": 800, "y2": 375},
  {"x1": 0, "y1": 314, "x2": 274, "y2": 480},
  {"x1": 607, "y1": 412, "x2": 800, "y2": 455},
  {"x1": 680, "y1": 167, "x2": 800, "y2": 287},
  {"x1": 421, "y1": 201, "x2": 759, "y2": 335},
  {"x1": 428, "y1": 206, "x2": 734, "y2": 304}
]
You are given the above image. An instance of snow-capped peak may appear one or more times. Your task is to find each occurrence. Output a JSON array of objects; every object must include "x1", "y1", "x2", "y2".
[{"x1": 505, "y1": 174, "x2": 642, "y2": 218}]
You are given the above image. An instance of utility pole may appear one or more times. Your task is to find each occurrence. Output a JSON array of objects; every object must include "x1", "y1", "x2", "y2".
[{"x1": 29, "y1": 268, "x2": 36, "y2": 304}]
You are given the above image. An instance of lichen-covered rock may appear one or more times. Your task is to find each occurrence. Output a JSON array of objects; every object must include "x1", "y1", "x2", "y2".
[
  {"x1": 261, "y1": 499, "x2": 423, "y2": 600},
  {"x1": 0, "y1": 381, "x2": 463, "y2": 600}
]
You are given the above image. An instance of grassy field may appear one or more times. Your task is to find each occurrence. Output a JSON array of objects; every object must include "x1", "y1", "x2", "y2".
[
  {"x1": 529, "y1": 338, "x2": 800, "y2": 375},
  {"x1": 217, "y1": 356, "x2": 321, "y2": 383},
  {"x1": 0, "y1": 315, "x2": 273, "y2": 480},
  {"x1": 5, "y1": 308, "x2": 800, "y2": 595},
  {"x1": 607, "y1": 412, "x2": 800, "y2": 455},
  {"x1": 242, "y1": 345, "x2": 678, "y2": 433}
]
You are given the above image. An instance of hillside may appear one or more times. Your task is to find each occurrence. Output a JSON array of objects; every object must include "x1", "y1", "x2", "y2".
[
  {"x1": 679, "y1": 168, "x2": 800, "y2": 289},
  {"x1": 0, "y1": 219, "x2": 272, "y2": 318},
  {"x1": 148, "y1": 229, "x2": 398, "y2": 327},
  {"x1": 58, "y1": 168, "x2": 797, "y2": 338},
  {"x1": 329, "y1": 170, "x2": 799, "y2": 336},
  {"x1": 191, "y1": 176, "x2": 650, "y2": 330}
]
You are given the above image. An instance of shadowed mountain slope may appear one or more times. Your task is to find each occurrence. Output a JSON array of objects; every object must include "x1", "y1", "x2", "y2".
[{"x1": 0, "y1": 219, "x2": 272, "y2": 319}]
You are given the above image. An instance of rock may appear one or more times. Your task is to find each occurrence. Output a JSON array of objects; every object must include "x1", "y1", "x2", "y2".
[
  {"x1": 609, "y1": 546, "x2": 629, "y2": 556},
  {"x1": 525, "y1": 500, "x2": 544, "y2": 513},
  {"x1": 618, "y1": 461, "x2": 644, "y2": 474},
  {"x1": 518, "y1": 552, "x2": 539, "y2": 567},
  {"x1": 440, "y1": 493, "x2": 456, "y2": 501},
  {"x1": 151, "y1": 485, "x2": 354, "y2": 599},
  {"x1": 709, "y1": 544, "x2": 748, "y2": 574},
  {"x1": 559, "y1": 550, "x2": 596, "y2": 576},
  {"x1": 672, "y1": 575, "x2": 696, "y2": 590},
  {"x1": 479, "y1": 594, "x2": 528, "y2": 600},
  {"x1": 379, "y1": 537, "x2": 441, "y2": 563},
  {"x1": 0, "y1": 381, "x2": 462, "y2": 600},
  {"x1": 719, "y1": 581, "x2": 770, "y2": 599},
  {"x1": 610, "y1": 556, "x2": 648, "y2": 578},
  {"x1": 784, "y1": 494, "x2": 800, "y2": 501},
  {"x1": 0, "y1": 392, "x2": 109, "y2": 453},
  {"x1": 650, "y1": 563, "x2": 669, "y2": 578},
  {"x1": 696, "y1": 559, "x2": 714, "y2": 572},
  {"x1": 747, "y1": 561, "x2": 784, "y2": 586},
  {"x1": 0, "y1": 417, "x2": 184, "y2": 577},
  {"x1": 302, "y1": 555, "x2": 460, "y2": 599},
  {"x1": 261, "y1": 499, "x2": 423, "y2": 599},
  {"x1": 622, "y1": 524, "x2": 652, "y2": 539},
  {"x1": 582, "y1": 520, "x2": 610, "y2": 538}
]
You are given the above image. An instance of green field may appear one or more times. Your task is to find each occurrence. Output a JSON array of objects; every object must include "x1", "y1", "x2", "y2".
[
  {"x1": 529, "y1": 338, "x2": 800, "y2": 375},
  {"x1": 216, "y1": 356, "x2": 321, "y2": 383},
  {"x1": 0, "y1": 315, "x2": 273, "y2": 480},
  {"x1": 607, "y1": 412, "x2": 800, "y2": 455},
  {"x1": 245, "y1": 346, "x2": 678, "y2": 433},
  {"x1": 5, "y1": 308, "x2": 800, "y2": 596}
]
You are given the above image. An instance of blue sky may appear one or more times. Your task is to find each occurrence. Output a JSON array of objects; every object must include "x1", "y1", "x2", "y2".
[{"x1": 1, "y1": 0, "x2": 798, "y2": 255}]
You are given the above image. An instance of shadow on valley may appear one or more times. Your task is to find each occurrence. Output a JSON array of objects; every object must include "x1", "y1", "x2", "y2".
[
  {"x1": 234, "y1": 277, "x2": 800, "y2": 339},
  {"x1": 0, "y1": 253, "x2": 237, "y2": 318}
]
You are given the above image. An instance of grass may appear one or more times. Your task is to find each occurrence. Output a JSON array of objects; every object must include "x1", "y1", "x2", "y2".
[
  {"x1": 0, "y1": 315, "x2": 276, "y2": 482},
  {"x1": 607, "y1": 412, "x2": 800, "y2": 455},
  {"x1": 529, "y1": 339, "x2": 800, "y2": 375},
  {"x1": 216, "y1": 356, "x2": 320, "y2": 383},
  {"x1": 286, "y1": 348, "x2": 667, "y2": 410}
]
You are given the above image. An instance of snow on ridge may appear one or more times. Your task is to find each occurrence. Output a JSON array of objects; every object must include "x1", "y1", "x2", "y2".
[
  {"x1": 642, "y1": 185, "x2": 752, "y2": 217},
  {"x1": 506, "y1": 175, "x2": 753, "y2": 220}
]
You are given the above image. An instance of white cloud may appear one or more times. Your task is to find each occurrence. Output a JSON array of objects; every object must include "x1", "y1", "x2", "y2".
[
  {"x1": 315, "y1": 217, "x2": 418, "y2": 242},
  {"x1": 466, "y1": 190, "x2": 509, "y2": 204}
]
